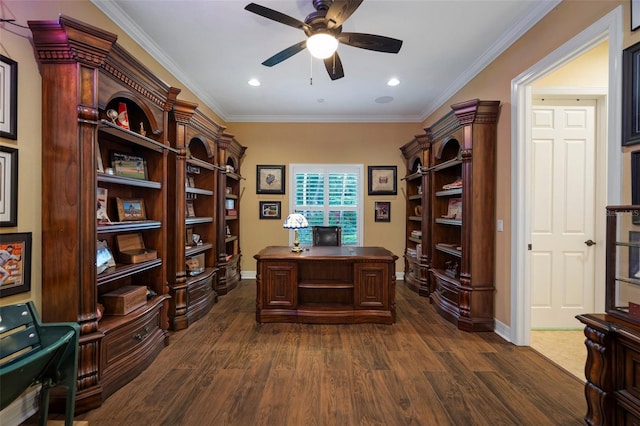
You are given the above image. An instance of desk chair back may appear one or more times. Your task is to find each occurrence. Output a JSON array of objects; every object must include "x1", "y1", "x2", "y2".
[{"x1": 312, "y1": 226, "x2": 342, "y2": 246}]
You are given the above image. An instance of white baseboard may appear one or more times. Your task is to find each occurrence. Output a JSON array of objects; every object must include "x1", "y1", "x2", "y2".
[
  {"x1": 493, "y1": 318, "x2": 511, "y2": 343},
  {"x1": 0, "y1": 386, "x2": 39, "y2": 426}
]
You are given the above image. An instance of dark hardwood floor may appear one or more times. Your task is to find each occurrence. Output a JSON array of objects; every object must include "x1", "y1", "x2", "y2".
[{"x1": 42, "y1": 280, "x2": 586, "y2": 425}]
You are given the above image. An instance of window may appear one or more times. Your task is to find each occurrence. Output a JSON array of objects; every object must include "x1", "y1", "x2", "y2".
[{"x1": 289, "y1": 164, "x2": 363, "y2": 246}]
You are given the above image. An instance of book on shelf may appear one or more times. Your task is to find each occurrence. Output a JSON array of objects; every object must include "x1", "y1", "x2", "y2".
[{"x1": 410, "y1": 230, "x2": 422, "y2": 239}]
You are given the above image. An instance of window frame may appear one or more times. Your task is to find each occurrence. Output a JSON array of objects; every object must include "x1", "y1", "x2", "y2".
[{"x1": 289, "y1": 163, "x2": 364, "y2": 246}]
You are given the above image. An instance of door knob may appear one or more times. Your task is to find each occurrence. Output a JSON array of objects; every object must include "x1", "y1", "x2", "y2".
[{"x1": 585, "y1": 239, "x2": 596, "y2": 247}]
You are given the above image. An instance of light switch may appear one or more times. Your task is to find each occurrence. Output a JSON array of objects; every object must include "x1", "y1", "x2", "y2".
[{"x1": 497, "y1": 219, "x2": 503, "y2": 232}]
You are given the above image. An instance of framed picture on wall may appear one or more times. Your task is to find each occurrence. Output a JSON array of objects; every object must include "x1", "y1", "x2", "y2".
[
  {"x1": 0, "y1": 232, "x2": 32, "y2": 297},
  {"x1": 622, "y1": 40, "x2": 640, "y2": 146},
  {"x1": 368, "y1": 166, "x2": 397, "y2": 195},
  {"x1": 633, "y1": 150, "x2": 640, "y2": 224},
  {"x1": 0, "y1": 146, "x2": 18, "y2": 227},
  {"x1": 374, "y1": 201, "x2": 391, "y2": 222},
  {"x1": 633, "y1": 0, "x2": 640, "y2": 31},
  {"x1": 259, "y1": 201, "x2": 281, "y2": 219},
  {"x1": 257, "y1": 165, "x2": 285, "y2": 194},
  {"x1": 0, "y1": 55, "x2": 17, "y2": 140}
]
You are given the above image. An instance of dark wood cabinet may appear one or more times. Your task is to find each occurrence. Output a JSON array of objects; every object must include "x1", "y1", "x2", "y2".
[
  {"x1": 400, "y1": 134, "x2": 430, "y2": 296},
  {"x1": 425, "y1": 99, "x2": 500, "y2": 332},
  {"x1": 254, "y1": 246, "x2": 398, "y2": 324},
  {"x1": 577, "y1": 205, "x2": 640, "y2": 425},
  {"x1": 29, "y1": 15, "x2": 180, "y2": 411}
]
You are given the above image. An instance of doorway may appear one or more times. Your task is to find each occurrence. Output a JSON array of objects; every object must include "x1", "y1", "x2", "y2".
[{"x1": 510, "y1": 7, "x2": 623, "y2": 347}]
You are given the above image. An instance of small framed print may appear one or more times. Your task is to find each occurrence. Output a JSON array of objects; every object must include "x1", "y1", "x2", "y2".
[
  {"x1": 0, "y1": 55, "x2": 17, "y2": 140},
  {"x1": 0, "y1": 146, "x2": 18, "y2": 227},
  {"x1": 368, "y1": 166, "x2": 397, "y2": 195},
  {"x1": 259, "y1": 201, "x2": 281, "y2": 219},
  {"x1": 116, "y1": 197, "x2": 147, "y2": 221},
  {"x1": 375, "y1": 201, "x2": 391, "y2": 222},
  {"x1": 111, "y1": 152, "x2": 148, "y2": 180},
  {"x1": 186, "y1": 201, "x2": 196, "y2": 218},
  {"x1": 623, "y1": 41, "x2": 640, "y2": 146},
  {"x1": 257, "y1": 165, "x2": 285, "y2": 194},
  {"x1": 633, "y1": 151, "x2": 640, "y2": 224},
  {"x1": 633, "y1": 0, "x2": 640, "y2": 31},
  {"x1": 0, "y1": 232, "x2": 32, "y2": 297}
]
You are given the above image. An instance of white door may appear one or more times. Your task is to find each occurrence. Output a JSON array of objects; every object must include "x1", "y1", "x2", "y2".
[{"x1": 530, "y1": 99, "x2": 596, "y2": 328}]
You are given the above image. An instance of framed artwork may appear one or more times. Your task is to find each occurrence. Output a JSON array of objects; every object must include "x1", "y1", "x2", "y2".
[
  {"x1": 116, "y1": 197, "x2": 147, "y2": 221},
  {"x1": 0, "y1": 55, "x2": 17, "y2": 140},
  {"x1": 259, "y1": 201, "x2": 281, "y2": 219},
  {"x1": 257, "y1": 165, "x2": 285, "y2": 194},
  {"x1": 374, "y1": 201, "x2": 391, "y2": 222},
  {"x1": 368, "y1": 166, "x2": 397, "y2": 195},
  {"x1": 0, "y1": 146, "x2": 18, "y2": 227},
  {"x1": 630, "y1": 231, "x2": 640, "y2": 280},
  {"x1": 633, "y1": 0, "x2": 640, "y2": 31},
  {"x1": 186, "y1": 201, "x2": 196, "y2": 218},
  {"x1": 111, "y1": 152, "x2": 148, "y2": 180},
  {"x1": 0, "y1": 232, "x2": 31, "y2": 297},
  {"x1": 622, "y1": 40, "x2": 640, "y2": 146},
  {"x1": 633, "y1": 151, "x2": 640, "y2": 224}
]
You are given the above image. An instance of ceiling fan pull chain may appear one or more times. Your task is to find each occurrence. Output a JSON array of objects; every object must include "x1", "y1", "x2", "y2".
[{"x1": 310, "y1": 53, "x2": 313, "y2": 85}]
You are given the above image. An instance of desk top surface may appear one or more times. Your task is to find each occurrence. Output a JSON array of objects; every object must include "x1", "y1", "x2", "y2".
[{"x1": 254, "y1": 246, "x2": 398, "y2": 261}]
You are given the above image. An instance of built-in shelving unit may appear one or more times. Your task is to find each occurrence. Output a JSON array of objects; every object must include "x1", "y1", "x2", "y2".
[{"x1": 30, "y1": 15, "x2": 180, "y2": 411}]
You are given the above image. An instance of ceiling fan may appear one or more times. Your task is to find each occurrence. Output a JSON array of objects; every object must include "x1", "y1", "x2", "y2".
[{"x1": 244, "y1": 0, "x2": 403, "y2": 81}]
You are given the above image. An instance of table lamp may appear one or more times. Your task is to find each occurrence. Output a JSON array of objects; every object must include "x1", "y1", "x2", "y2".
[{"x1": 283, "y1": 213, "x2": 308, "y2": 252}]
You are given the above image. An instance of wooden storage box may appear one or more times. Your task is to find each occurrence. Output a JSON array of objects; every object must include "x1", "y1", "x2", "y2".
[
  {"x1": 102, "y1": 285, "x2": 147, "y2": 315},
  {"x1": 116, "y1": 233, "x2": 157, "y2": 264}
]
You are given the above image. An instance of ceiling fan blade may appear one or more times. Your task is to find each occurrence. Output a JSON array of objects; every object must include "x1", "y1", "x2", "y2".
[
  {"x1": 325, "y1": 0, "x2": 364, "y2": 29},
  {"x1": 262, "y1": 40, "x2": 307, "y2": 67},
  {"x1": 324, "y1": 52, "x2": 344, "y2": 81},
  {"x1": 338, "y1": 32, "x2": 403, "y2": 54},
  {"x1": 245, "y1": 3, "x2": 310, "y2": 31}
]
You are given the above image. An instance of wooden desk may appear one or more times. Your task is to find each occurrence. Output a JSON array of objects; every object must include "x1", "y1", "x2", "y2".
[{"x1": 254, "y1": 246, "x2": 398, "y2": 324}]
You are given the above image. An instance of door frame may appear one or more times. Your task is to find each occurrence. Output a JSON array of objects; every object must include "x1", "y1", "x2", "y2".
[{"x1": 510, "y1": 6, "x2": 623, "y2": 346}]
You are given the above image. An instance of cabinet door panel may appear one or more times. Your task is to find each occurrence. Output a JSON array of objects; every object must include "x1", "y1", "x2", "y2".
[
  {"x1": 263, "y1": 262, "x2": 297, "y2": 308},
  {"x1": 354, "y1": 263, "x2": 389, "y2": 309}
]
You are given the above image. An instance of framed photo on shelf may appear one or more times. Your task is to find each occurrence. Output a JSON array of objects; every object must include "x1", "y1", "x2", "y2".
[
  {"x1": 368, "y1": 166, "x2": 397, "y2": 195},
  {"x1": 630, "y1": 231, "x2": 640, "y2": 279},
  {"x1": 256, "y1": 165, "x2": 285, "y2": 194},
  {"x1": 116, "y1": 197, "x2": 147, "y2": 221},
  {"x1": 186, "y1": 201, "x2": 196, "y2": 218},
  {"x1": 186, "y1": 175, "x2": 196, "y2": 188},
  {"x1": 623, "y1": 40, "x2": 640, "y2": 146},
  {"x1": 0, "y1": 146, "x2": 18, "y2": 227},
  {"x1": 0, "y1": 55, "x2": 17, "y2": 140},
  {"x1": 0, "y1": 232, "x2": 32, "y2": 297},
  {"x1": 259, "y1": 201, "x2": 281, "y2": 219},
  {"x1": 374, "y1": 201, "x2": 391, "y2": 222},
  {"x1": 97, "y1": 187, "x2": 111, "y2": 224},
  {"x1": 445, "y1": 198, "x2": 462, "y2": 219},
  {"x1": 111, "y1": 152, "x2": 148, "y2": 180}
]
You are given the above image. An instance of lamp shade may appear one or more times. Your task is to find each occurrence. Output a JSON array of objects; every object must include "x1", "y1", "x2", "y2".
[
  {"x1": 283, "y1": 213, "x2": 309, "y2": 229},
  {"x1": 306, "y1": 33, "x2": 338, "y2": 59}
]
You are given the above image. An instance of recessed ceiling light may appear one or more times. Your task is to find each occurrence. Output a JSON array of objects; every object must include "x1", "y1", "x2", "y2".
[
  {"x1": 248, "y1": 78, "x2": 261, "y2": 87},
  {"x1": 375, "y1": 96, "x2": 394, "y2": 104},
  {"x1": 387, "y1": 78, "x2": 400, "y2": 87}
]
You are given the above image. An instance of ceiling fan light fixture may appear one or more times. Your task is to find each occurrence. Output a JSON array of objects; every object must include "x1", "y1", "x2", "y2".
[{"x1": 307, "y1": 33, "x2": 338, "y2": 59}]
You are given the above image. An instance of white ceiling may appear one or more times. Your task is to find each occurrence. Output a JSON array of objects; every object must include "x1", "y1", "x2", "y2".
[{"x1": 92, "y1": 0, "x2": 559, "y2": 123}]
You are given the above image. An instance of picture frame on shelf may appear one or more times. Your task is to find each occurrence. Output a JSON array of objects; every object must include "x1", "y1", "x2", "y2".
[
  {"x1": 633, "y1": 151, "x2": 640, "y2": 224},
  {"x1": 96, "y1": 239, "x2": 115, "y2": 275},
  {"x1": 445, "y1": 198, "x2": 462, "y2": 219},
  {"x1": 97, "y1": 142, "x2": 104, "y2": 173},
  {"x1": 0, "y1": 55, "x2": 17, "y2": 140},
  {"x1": 623, "y1": 40, "x2": 640, "y2": 146},
  {"x1": 0, "y1": 146, "x2": 18, "y2": 227},
  {"x1": 375, "y1": 201, "x2": 391, "y2": 222},
  {"x1": 116, "y1": 197, "x2": 147, "y2": 221},
  {"x1": 630, "y1": 231, "x2": 640, "y2": 279},
  {"x1": 256, "y1": 165, "x2": 285, "y2": 194},
  {"x1": 186, "y1": 175, "x2": 195, "y2": 188},
  {"x1": 259, "y1": 201, "x2": 281, "y2": 219},
  {"x1": 368, "y1": 166, "x2": 397, "y2": 195},
  {"x1": 0, "y1": 232, "x2": 32, "y2": 297},
  {"x1": 97, "y1": 187, "x2": 111, "y2": 224},
  {"x1": 186, "y1": 201, "x2": 196, "y2": 218},
  {"x1": 111, "y1": 152, "x2": 148, "y2": 180}
]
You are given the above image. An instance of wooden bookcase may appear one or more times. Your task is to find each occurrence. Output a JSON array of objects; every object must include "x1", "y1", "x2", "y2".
[
  {"x1": 29, "y1": 16, "x2": 180, "y2": 411},
  {"x1": 217, "y1": 134, "x2": 246, "y2": 295},
  {"x1": 426, "y1": 99, "x2": 500, "y2": 332},
  {"x1": 400, "y1": 133, "x2": 431, "y2": 296},
  {"x1": 167, "y1": 101, "x2": 224, "y2": 330}
]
